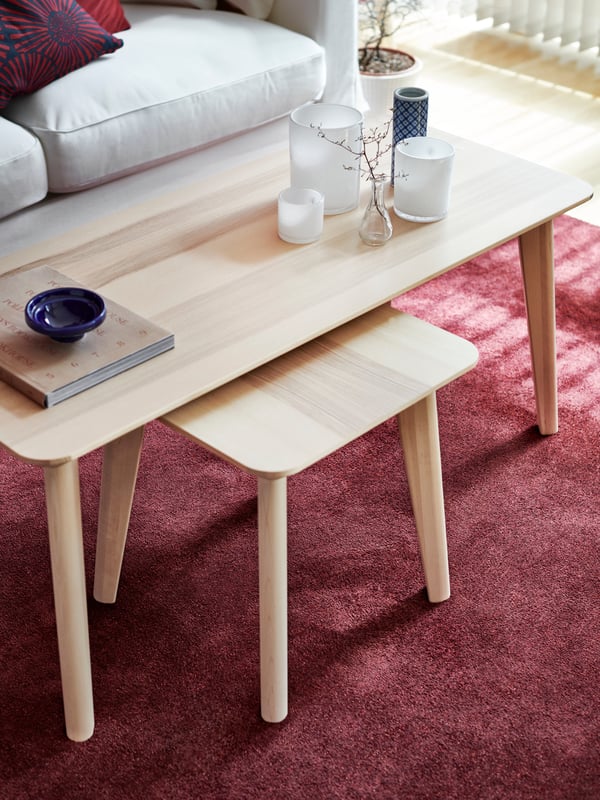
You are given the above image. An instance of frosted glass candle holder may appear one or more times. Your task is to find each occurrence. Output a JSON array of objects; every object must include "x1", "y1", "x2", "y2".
[
  {"x1": 289, "y1": 103, "x2": 363, "y2": 215},
  {"x1": 393, "y1": 137, "x2": 455, "y2": 223},
  {"x1": 277, "y1": 187, "x2": 324, "y2": 244}
]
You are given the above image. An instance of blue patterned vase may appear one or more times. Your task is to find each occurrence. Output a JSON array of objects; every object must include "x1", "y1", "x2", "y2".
[{"x1": 391, "y1": 87, "x2": 428, "y2": 184}]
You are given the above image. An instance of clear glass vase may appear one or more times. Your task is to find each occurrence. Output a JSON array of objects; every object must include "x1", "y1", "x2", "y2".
[{"x1": 359, "y1": 178, "x2": 393, "y2": 246}]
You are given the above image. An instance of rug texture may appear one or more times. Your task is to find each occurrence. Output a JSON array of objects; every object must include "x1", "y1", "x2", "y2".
[{"x1": 0, "y1": 214, "x2": 598, "y2": 800}]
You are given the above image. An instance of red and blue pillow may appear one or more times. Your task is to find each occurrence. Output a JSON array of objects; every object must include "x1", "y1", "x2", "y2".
[
  {"x1": 0, "y1": 0, "x2": 125, "y2": 109},
  {"x1": 78, "y1": 0, "x2": 130, "y2": 33}
]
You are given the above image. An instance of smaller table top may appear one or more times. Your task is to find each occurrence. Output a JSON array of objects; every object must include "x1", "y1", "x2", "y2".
[{"x1": 164, "y1": 306, "x2": 479, "y2": 478}]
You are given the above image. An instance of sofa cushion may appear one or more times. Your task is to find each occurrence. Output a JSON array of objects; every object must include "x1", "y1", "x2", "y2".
[
  {"x1": 79, "y1": 0, "x2": 131, "y2": 31},
  {"x1": 0, "y1": 0, "x2": 124, "y2": 110},
  {"x1": 3, "y1": 6, "x2": 326, "y2": 192},
  {"x1": 0, "y1": 117, "x2": 48, "y2": 218}
]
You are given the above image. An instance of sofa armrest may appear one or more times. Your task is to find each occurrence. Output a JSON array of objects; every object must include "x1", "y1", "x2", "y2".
[{"x1": 268, "y1": 0, "x2": 358, "y2": 106}]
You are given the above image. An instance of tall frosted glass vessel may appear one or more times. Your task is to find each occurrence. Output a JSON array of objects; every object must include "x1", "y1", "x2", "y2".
[{"x1": 289, "y1": 103, "x2": 363, "y2": 215}]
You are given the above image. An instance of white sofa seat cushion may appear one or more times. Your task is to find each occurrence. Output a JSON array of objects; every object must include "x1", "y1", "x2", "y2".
[
  {"x1": 0, "y1": 118, "x2": 48, "y2": 218},
  {"x1": 3, "y1": 6, "x2": 325, "y2": 193}
]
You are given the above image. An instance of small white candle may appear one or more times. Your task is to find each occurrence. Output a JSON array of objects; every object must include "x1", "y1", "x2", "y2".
[{"x1": 278, "y1": 187, "x2": 324, "y2": 244}]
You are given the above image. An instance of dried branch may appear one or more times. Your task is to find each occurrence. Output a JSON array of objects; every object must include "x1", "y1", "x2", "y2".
[{"x1": 312, "y1": 118, "x2": 394, "y2": 183}]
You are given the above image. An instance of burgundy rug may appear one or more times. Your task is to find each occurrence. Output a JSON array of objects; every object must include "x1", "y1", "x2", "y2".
[{"x1": 0, "y1": 214, "x2": 598, "y2": 800}]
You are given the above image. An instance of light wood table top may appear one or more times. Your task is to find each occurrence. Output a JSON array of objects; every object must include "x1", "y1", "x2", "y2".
[{"x1": 0, "y1": 130, "x2": 592, "y2": 465}]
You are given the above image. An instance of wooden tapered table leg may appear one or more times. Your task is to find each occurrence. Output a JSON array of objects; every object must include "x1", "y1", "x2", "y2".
[
  {"x1": 398, "y1": 392, "x2": 450, "y2": 604},
  {"x1": 94, "y1": 426, "x2": 145, "y2": 604},
  {"x1": 258, "y1": 476, "x2": 288, "y2": 723},
  {"x1": 44, "y1": 460, "x2": 94, "y2": 742},
  {"x1": 519, "y1": 220, "x2": 557, "y2": 435}
]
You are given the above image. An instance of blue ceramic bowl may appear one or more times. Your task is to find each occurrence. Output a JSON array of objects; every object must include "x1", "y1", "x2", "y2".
[{"x1": 25, "y1": 287, "x2": 107, "y2": 343}]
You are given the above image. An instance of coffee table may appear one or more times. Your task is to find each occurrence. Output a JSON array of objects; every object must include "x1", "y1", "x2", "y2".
[{"x1": 0, "y1": 131, "x2": 591, "y2": 740}]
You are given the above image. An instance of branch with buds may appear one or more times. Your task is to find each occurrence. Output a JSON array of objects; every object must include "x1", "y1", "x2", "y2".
[
  {"x1": 312, "y1": 117, "x2": 406, "y2": 230},
  {"x1": 312, "y1": 117, "x2": 394, "y2": 183}
]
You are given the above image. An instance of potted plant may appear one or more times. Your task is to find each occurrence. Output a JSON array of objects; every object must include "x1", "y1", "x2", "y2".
[{"x1": 358, "y1": 0, "x2": 424, "y2": 118}]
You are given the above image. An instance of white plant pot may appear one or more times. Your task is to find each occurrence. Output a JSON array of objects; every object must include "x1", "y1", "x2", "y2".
[{"x1": 360, "y1": 52, "x2": 423, "y2": 121}]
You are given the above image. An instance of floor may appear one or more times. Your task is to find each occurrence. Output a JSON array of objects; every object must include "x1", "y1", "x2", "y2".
[{"x1": 390, "y1": 13, "x2": 600, "y2": 226}]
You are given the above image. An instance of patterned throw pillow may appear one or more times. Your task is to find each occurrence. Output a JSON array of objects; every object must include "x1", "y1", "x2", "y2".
[
  {"x1": 78, "y1": 0, "x2": 130, "y2": 32},
  {"x1": 0, "y1": 0, "x2": 124, "y2": 109}
]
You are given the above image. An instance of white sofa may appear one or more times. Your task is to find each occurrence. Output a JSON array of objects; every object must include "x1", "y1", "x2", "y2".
[{"x1": 0, "y1": 0, "x2": 358, "y2": 256}]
